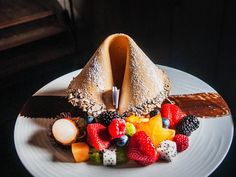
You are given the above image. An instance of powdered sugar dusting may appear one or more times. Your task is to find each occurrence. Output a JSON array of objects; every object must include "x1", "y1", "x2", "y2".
[
  {"x1": 67, "y1": 34, "x2": 171, "y2": 116},
  {"x1": 126, "y1": 38, "x2": 170, "y2": 115},
  {"x1": 67, "y1": 49, "x2": 107, "y2": 116},
  {"x1": 85, "y1": 53, "x2": 105, "y2": 91},
  {"x1": 128, "y1": 39, "x2": 165, "y2": 103},
  {"x1": 129, "y1": 46, "x2": 149, "y2": 101}
]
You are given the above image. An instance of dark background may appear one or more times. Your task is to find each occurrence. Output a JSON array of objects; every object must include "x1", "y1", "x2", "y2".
[{"x1": 0, "y1": 0, "x2": 235, "y2": 176}]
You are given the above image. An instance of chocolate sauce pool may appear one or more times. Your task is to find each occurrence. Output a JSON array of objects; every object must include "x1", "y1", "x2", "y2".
[
  {"x1": 20, "y1": 93, "x2": 230, "y2": 119},
  {"x1": 20, "y1": 96, "x2": 86, "y2": 118},
  {"x1": 165, "y1": 92, "x2": 230, "y2": 118}
]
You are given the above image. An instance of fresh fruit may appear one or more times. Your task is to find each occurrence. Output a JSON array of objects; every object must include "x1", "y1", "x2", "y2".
[
  {"x1": 98, "y1": 111, "x2": 123, "y2": 126},
  {"x1": 52, "y1": 119, "x2": 78, "y2": 145},
  {"x1": 126, "y1": 115, "x2": 149, "y2": 125},
  {"x1": 115, "y1": 135, "x2": 129, "y2": 147},
  {"x1": 125, "y1": 122, "x2": 136, "y2": 136},
  {"x1": 173, "y1": 134, "x2": 189, "y2": 152},
  {"x1": 162, "y1": 117, "x2": 170, "y2": 128},
  {"x1": 127, "y1": 131, "x2": 159, "y2": 166},
  {"x1": 89, "y1": 148, "x2": 102, "y2": 164},
  {"x1": 150, "y1": 109, "x2": 160, "y2": 117},
  {"x1": 103, "y1": 146, "x2": 117, "y2": 166},
  {"x1": 176, "y1": 115, "x2": 200, "y2": 136},
  {"x1": 86, "y1": 115, "x2": 94, "y2": 123},
  {"x1": 108, "y1": 118, "x2": 126, "y2": 138},
  {"x1": 87, "y1": 123, "x2": 111, "y2": 150},
  {"x1": 136, "y1": 114, "x2": 175, "y2": 147},
  {"x1": 160, "y1": 104, "x2": 186, "y2": 128},
  {"x1": 71, "y1": 142, "x2": 90, "y2": 162},
  {"x1": 156, "y1": 140, "x2": 177, "y2": 161},
  {"x1": 116, "y1": 148, "x2": 128, "y2": 164}
]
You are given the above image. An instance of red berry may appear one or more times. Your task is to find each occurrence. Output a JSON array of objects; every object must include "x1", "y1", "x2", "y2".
[
  {"x1": 108, "y1": 118, "x2": 126, "y2": 138},
  {"x1": 127, "y1": 131, "x2": 159, "y2": 166},
  {"x1": 161, "y1": 104, "x2": 186, "y2": 128},
  {"x1": 87, "y1": 123, "x2": 111, "y2": 150},
  {"x1": 173, "y1": 134, "x2": 189, "y2": 152}
]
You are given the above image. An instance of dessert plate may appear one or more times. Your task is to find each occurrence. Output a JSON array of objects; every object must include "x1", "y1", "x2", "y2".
[{"x1": 14, "y1": 65, "x2": 234, "y2": 177}]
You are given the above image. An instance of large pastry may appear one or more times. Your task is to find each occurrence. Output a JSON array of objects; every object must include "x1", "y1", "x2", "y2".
[{"x1": 67, "y1": 33, "x2": 171, "y2": 116}]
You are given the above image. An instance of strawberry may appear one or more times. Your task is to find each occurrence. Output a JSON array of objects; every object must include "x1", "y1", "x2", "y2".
[
  {"x1": 173, "y1": 134, "x2": 189, "y2": 152},
  {"x1": 108, "y1": 118, "x2": 126, "y2": 138},
  {"x1": 87, "y1": 123, "x2": 111, "y2": 150},
  {"x1": 161, "y1": 103, "x2": 186, "y2": 128},
  {"x1": 127, "y1": 131, "x2": 159, "y2": 166}
]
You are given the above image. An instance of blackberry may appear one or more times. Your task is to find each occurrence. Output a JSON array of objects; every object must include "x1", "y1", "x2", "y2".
[
  {"x1": 176, "y1": 115, "x2": 200, "y2": 136},
  {"x1": 150, "y1": 109, "x2": 160, "y2": 117},
  {"x1": 97, "y1": 111, "x2": 123, "y2": 126},
  {"x1": 121, "y1": 112, "x2": 128, "y2": 119}
]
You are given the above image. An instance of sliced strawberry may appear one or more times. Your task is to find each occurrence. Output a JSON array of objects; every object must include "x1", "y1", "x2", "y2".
[
  {"x1": 127, "y1": 131, "x2": 159, "y2": 166},
  {"x1": 87, "y1": 123, "x2": 111, "y2": 150},
  {"x1": 161, "y1": 104, "x2": 186, "y2": 128},
  {"x1": 127, "y1": 149, "x2": 160, "y2": 166}
]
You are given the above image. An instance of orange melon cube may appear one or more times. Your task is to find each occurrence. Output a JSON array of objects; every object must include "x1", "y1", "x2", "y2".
[{"x1": 71, "y1": 142, "x2": 90, "y2": 162}]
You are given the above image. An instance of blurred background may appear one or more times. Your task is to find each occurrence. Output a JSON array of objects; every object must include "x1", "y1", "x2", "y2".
[{"x1": 0, "y1": 0, "x2": 235, "y2": 176}]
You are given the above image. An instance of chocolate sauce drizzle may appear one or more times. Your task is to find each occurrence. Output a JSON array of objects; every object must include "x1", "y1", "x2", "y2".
[
  {"x1": 20, "y1": 96, "x2": 86, "y2": 118},
  {"x1": 164, "y1": 92, "x2": 230, "y2": 118},
  {"x1": 20, "y1": 93, "x2": 230, "y2": 119}
]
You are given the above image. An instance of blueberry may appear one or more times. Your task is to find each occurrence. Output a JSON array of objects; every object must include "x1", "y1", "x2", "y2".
[
  {"x1": 162, "y1": 117, "x2": 170, "y2": 128},
  {"x1": 150, "y1": 109, "x2": 160, "y2": 117},
  {"x1": 115, "y1": 135, "x2": 128, "y2": 147},
  {"x1": 86, "y1": 115, "x2": 94, "y2": 123}
]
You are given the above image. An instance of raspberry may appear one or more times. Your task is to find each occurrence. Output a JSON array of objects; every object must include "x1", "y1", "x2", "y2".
[
  {"x1": 98, "y1": 111, "x2": 123, "y2": 126},
  {"x1": 176, "y1": 115, "x2": 200, "y2": 136},
  {"x1": 108, "y1": 118, "x2": 126, "y2": 138},
  {"x1": 173, "y1": 134, "x2": 189, "y2": 152},
  {"x1": 127, "y1": 131, "x2": 159, "y2": 166}
]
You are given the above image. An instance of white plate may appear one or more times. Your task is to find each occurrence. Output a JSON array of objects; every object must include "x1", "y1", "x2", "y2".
[{"x1": 14, "y1": 65, "x2": 234, "y2": 177}]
